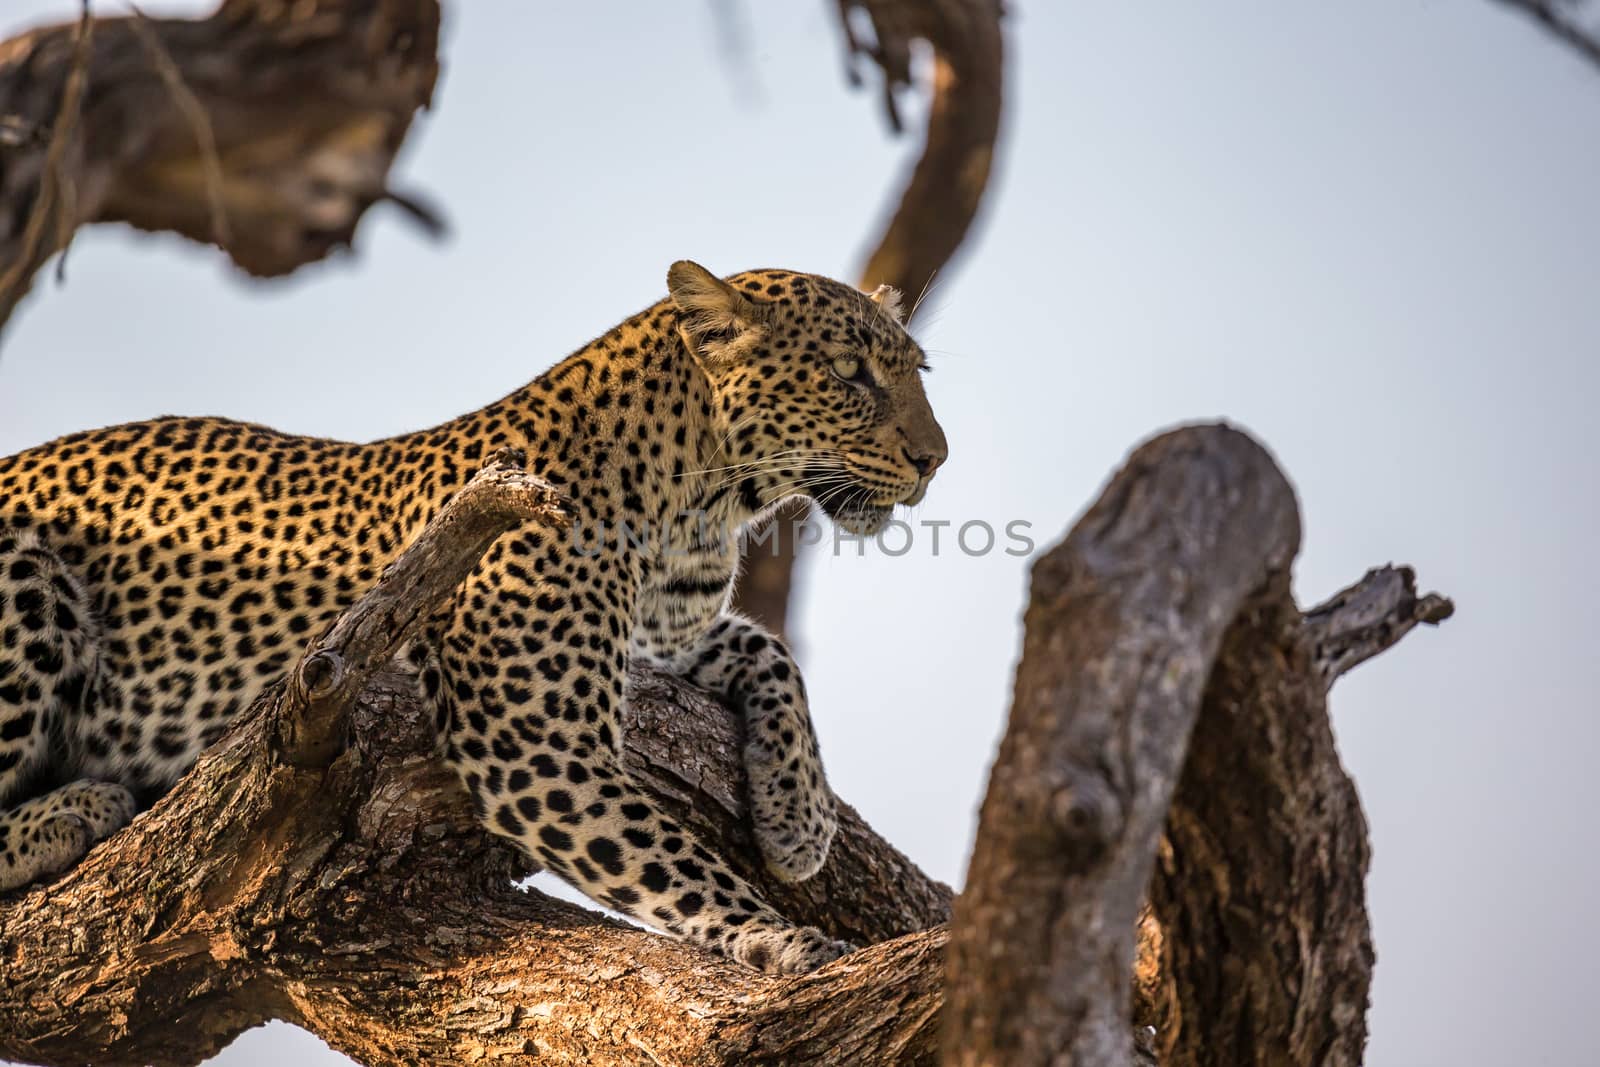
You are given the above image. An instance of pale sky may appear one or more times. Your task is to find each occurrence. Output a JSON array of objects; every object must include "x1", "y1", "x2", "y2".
[{"x1": 2, "y1": 3, "x2": 1597, "y2": 1065}]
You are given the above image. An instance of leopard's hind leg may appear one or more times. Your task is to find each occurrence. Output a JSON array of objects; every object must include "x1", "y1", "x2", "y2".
[{"x1": 0, "y1": 531, "x2": 134, "y2": 893}]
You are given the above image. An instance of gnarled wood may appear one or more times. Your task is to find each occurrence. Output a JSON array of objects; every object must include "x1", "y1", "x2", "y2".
[
  {"x1": 945, "y1": 425, "x2": 1302, "y2": 1065},
  {"x1": 1130, "y1": 565, "x2": 1454, "y2": 1062},
  {"x1": 0, "y1": 0, "x2": 442, "y2": 336},
  {"x1": 841, "y1": 0, "x2": 1005, "y2": 305},
  {"x1": 948, "y1": 425, "x2": 1451, "y2": 1067},
  {"x1": 1303, "y1": 565, "x2": 1455, "y2": 689},
  {"x1": 0, "y1": 655, "x2": 954, "y2": 1067},
  {"x1": 1139, "y1": 564, "x2": 1450, "y2": 1067}
]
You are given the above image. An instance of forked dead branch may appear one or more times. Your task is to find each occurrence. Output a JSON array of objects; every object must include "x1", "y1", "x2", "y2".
[{"x1": 0, "y1": 424, "x2": 1449, "y2": 1066}]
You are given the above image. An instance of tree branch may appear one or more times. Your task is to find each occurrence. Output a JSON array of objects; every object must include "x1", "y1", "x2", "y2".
[
  {"x1": 945, "y1": 425, "x2": 1302, "y2": 1065},
  {"x1": 276, "y1": 449, "x2": 567, "y2": 768},
  {"x1": 1125, "y1": 564, "x2": 1452, "y2": 1065},
  {"x1": 839, "y1": 0, "x2": 1005, "y2": 309},
  {"x1": 0, "y1": 0, "x2": 443, "y2": 338},
  {"x1": 948, "y1": 425, "x2": 1452, "y2": 1066},
  {"x1": 0, "y1": 661, "x2": 953, "y2": 1066},
  {"x1": 1138, "y1": 547, "x2": 1449, "y2": 1064},
  {"x1": 1302, "y1": 565, "x2": 1455, "y2": 690}
]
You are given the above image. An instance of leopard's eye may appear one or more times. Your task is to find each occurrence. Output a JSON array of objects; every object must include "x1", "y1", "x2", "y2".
[{"x1": 831, "y1": 354, "x2": 864, "y2": 382}]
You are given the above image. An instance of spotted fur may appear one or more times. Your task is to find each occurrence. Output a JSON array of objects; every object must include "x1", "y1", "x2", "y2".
[{"x1": 0, "y1": 261, "x2": 947, "y2": 973}]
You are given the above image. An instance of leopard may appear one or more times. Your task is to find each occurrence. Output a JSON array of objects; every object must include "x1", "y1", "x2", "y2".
[{"x1": 0, "y1": 260, "x2": 947, "y2": 974}]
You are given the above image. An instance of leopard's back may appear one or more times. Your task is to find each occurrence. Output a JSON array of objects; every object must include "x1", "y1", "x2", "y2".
[{"x1": 0, "y1": 416, "x2": 460, "y2": 790}]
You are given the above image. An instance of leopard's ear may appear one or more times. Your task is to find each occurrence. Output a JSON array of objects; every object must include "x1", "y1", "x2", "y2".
[
  {"x1": 868, "y1": 283, "x2": 904, "y2": 324},
  {"x1": 667, "y1": 261, "x2": 760, "y2": 361}
]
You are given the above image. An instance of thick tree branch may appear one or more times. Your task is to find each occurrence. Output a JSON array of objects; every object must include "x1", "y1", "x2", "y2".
[
  {"x1": 839, "y1": 0, "x2": 1004, "y2": 308},
  {"x1": 945, "y1": 425, "x2": 1302, "y2": 1065},
  {"x1": 1141, "y1": 589, "x2": 1372, "y2": 1066},
  {"x1": 1130, "y1": 566, "x2": 1452, "y2": 1063},
  {"x1": 1138, "y1": 558, "x2": 1450, "y2": 1061},
  {"x1": 0, "y1": 0, "x2": 443, "y2": 337},
  {"x1": 0, "y1": 660, "x2": 953, "y2": 1067},
  {"x1": 948, "y1": 425, "x2": 1452, "y2": 1066}
]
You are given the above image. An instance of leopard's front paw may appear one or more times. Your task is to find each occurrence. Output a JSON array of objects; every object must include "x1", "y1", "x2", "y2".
[
  {"x1": 747, "y1": 747, "x2": 838, "y2": 882},
  {"x1": 732, "y1": 923, "x2": 853, "y2": 975},
  {"x1": 755, "y1": 817, "x2": 834, "y2": 883}
]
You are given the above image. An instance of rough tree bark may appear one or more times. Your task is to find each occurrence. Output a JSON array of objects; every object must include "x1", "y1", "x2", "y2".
[
  {"x1": 0, "y1": 0, "x2": 443, "y2": 337},
  {"x1": 0, "y1": 424, "x2": 1449, "y2": 1066},
  {"x1": 946, "y1": 429, "x2": 1454, "y2": 1066},
  {"x1": 1135, "y1": 564, "x2": 1452, "y2": 1066},
  {"x1": 732, "y1": 0, "x2": 1005, "y2": 636},
  {"x1": 947, "y1": 428, "x2": 1301, "y2": 1064}
]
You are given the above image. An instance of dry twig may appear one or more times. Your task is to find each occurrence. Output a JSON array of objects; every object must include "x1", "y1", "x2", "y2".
[
  {"x1": 0, "y1": 1, "x2": 92, "y2": 302},
  {"x1": 125, "y1": 3, "x2": 232, "y2": 251}
]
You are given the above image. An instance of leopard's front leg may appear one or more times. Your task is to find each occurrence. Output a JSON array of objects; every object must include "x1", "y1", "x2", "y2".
[
  {"x1": 428, "y1": 533, "x2": 849, "y2": 974},
  {"x1": 664, "y1": 614, "x2": 837, "y2": 882}
]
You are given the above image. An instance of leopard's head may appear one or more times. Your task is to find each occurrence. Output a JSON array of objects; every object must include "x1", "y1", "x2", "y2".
[{"x1": 669, "y1": 260, "x2": 947, "y2": 535}]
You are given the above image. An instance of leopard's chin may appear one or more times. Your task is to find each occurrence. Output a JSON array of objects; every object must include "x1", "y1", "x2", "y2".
[
  {"x1": 809, "y1": 482, "x2": 893, "y2": 535},
  {"x1": 802, "y1": 465, "x2": 905, "y2": 536},
  {"x1": 828, "y1": 504, "x2": 893, "y2": 536}
]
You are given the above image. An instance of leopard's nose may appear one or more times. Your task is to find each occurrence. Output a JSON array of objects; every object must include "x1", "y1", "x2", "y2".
[{"x1": 902, "y1": 445, "x2": 944, "y2": 478}]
